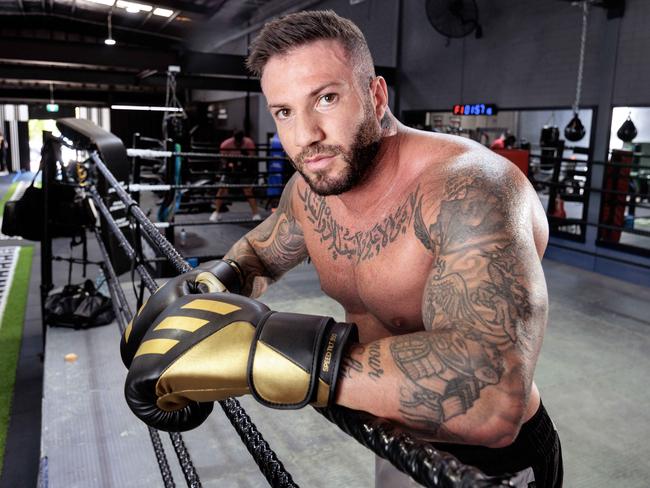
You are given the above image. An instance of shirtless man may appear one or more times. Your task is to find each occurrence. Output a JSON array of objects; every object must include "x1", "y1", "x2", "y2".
[{"x1": 122, "y1": 10, "x2": 562, "y2": 487}]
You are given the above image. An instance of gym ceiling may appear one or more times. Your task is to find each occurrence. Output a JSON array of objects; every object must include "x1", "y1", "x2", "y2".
[{"x1": 0, "y1": 0, "x2": 328, "y2": 105}]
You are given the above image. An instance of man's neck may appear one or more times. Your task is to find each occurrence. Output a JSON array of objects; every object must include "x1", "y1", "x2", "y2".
[{"x1": 335, "y1": 112, "x2": 407, "y2": 214}]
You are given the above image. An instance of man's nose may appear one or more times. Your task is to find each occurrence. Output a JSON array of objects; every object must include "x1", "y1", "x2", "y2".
[{"x1": 293, "y1": 113, "x2": 324, "y2": 148}]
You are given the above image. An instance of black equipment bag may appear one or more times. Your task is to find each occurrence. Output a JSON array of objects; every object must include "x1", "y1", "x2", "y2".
[
  {"x1": 1, "y1": 170, "x2": 94, "y2": 241},
  {"x1": 44, "y1": 280, "x2": 115, "y2": 329}
]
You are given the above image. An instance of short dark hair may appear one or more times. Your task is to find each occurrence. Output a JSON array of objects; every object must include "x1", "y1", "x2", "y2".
[{"x1": 246, "y1": 10, "x2": 375, "y2": 82}]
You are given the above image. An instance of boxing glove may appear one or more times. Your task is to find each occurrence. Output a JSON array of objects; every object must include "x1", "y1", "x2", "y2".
[
  {"x1": 120, "y1": 259, "x2": 243, "y2": 368},
  {"x1": 124, "y1": 293, "x2": 357, "y2": 432}
]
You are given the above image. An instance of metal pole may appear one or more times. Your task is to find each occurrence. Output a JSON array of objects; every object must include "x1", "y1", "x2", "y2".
[{"x1": 39, "y1": 133, "x2": 58, "y2": 349}]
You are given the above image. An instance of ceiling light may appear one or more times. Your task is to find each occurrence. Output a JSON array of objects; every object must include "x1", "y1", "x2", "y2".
[
  {"x1": 116, "y1": 0, "x2": 152, "y2": 13},
  {"x1": 85, "y1": 0, "x2": 116, "y2": 6},
  {"x1": 153, "y1": 7, "x2": 173, "y2": 17},
  {"x1": 111, "y1": 105, "x2": 184, "y2": 112},
  {"x1": 47, "y1": 83, "x2": 59, "y2": 113},
  {"x1": 105, "y1": 11, "x2": 116, "y2": 46}
]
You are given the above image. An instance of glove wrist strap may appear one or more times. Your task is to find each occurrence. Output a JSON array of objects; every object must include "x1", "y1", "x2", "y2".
[
  {"x1": 247, "y1": 311, "x2": 358, "y2": 409},
  {"x1": 200, "y1": 259, "x2": 243, "y2": 294}
]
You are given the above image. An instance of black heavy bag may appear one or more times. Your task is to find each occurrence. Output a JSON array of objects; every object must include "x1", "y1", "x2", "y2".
[
  {"x1": 617, "y1": 116, "x2": 637, "y2": 143},
  {"x1": 564, "y1": 113, "x2": 586, "y2": 142},
  {"x1": 540, "y1": 125, "x2": 560, "y2": 146}
]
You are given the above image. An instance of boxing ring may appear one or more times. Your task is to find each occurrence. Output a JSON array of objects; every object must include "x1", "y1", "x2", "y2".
[{"x1": 38, "y1": 118, "x2": 513, "y2": 488}]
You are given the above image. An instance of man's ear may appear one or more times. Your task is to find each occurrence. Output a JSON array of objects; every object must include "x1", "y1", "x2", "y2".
[{"x1": 370, "y1": 76, "x2": 389, "y2": 121}]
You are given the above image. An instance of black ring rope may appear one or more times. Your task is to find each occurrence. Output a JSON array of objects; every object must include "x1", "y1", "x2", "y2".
[
  {"x1": 92, "y1": 225, "x2": 176, "y2": 488},
  {"x1": 90, "y1": 154, "x2": 298, "y2": 488},
  {"x1": 90, "y1": 197, "x2": 203, "y2": 488},
  {"x1": 317, "y1": 407, "x2": 512, "y2": 488},
  {"x1": 90, "y1": 151, "x2": 514, "y2": 487}
]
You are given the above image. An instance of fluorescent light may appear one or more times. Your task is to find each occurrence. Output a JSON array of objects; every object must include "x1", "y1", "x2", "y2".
[
  {"x1": 116, "y1": 0, "x2": 152, "y2": 12},
  {"x1": 111, "y1": 105, "x2": 183, "y2": 112},
  {"x1": 104, "y1": 38, "x2": 116, "y2": 45},
  {"x1": 153, "y1": 7, "x2": 173, "y2": 17},
  {"x1": 85, "y1": 0, "x2": 115, "y2": 5}
]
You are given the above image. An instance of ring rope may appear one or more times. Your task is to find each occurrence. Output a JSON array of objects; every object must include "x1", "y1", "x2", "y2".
[
  {"x1": 92, "y1": 225, "x2": 177, "y2": 488},
  {"x1": 317, "y1": 407, "x2": 512, "y2": 488},
  {"x1": 91, "y1": 153, "x2": 299, "y2": 487},
  {"x1": 127, "y1": 148, "x2": 290, "y2": 162},
  {"x1": 89, "y1": 150, "x2": 514, "y2": 487},
  {"x1": 91, "y1": 191, "x2": 204, "y2": 487},
  {"x1": 124, "y1": 183, "x2": 285, "y2": 192}
]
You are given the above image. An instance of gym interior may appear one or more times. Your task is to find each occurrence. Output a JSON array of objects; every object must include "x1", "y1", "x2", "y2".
[{"x1": 0, "y1": 0, "x2": 648, "y2": 487}]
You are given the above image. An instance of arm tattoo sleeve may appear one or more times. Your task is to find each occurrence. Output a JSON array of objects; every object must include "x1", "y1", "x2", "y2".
[
  {"x1": 225, "y1": 175, "x2": 308, "y2": 297},
  {"x1": 397, "y1": 171, "x2": 535, "y2": 435}
]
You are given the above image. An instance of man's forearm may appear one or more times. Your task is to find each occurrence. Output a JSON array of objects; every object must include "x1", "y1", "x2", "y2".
[
  {"x1": 334, "y1": 334, "x2": 526, "y2": 448},
  {"x1": 223, "y1": 174, "x2": 308, "y2": 298},
  {"x1": 224, "y1": 237, "x2": 276, "y2": 298}
]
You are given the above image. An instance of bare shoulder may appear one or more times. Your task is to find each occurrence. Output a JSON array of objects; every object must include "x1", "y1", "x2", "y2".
[
  {"x1": 404, "y1": 132, "x2": 548, "y2": 256},
  {"x1": 277, "y1": 172, "x2": 304, "y2": 216}
]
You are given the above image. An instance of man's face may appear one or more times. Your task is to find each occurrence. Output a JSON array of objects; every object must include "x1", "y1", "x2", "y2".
[{"x1": 261, "y1": 40, "x2": 382, "y2": 196}]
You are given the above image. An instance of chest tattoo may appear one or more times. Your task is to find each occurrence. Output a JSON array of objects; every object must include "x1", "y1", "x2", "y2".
[{"x1": 298, "y1": 185, "x2": 421, "y2": 262}]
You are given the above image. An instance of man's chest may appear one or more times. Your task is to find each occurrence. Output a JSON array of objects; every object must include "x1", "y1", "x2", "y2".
[{"x1": 297, "y1": 190, "x2": 435, "y2": 333}]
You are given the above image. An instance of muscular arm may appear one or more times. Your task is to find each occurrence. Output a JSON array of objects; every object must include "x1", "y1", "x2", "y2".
[
  {"x1": 335, "y1": 168, "x2": 548, "y2": 447},
  {"x1": 225, "y1": 174, "x2": 309, "y2": 297}
]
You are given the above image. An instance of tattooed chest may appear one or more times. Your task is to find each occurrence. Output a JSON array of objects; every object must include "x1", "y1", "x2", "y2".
[{"x1": 298, "y1": 185, "x2": 421, "y2": 263}]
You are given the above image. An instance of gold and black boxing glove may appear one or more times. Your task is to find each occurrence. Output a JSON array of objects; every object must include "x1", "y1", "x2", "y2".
[
  {"x1": 124, "y1": 293, "x2": 357, "y2": 432},
  {"x1": 120, "y1": 259, "x2": 243, "y2": 368}
]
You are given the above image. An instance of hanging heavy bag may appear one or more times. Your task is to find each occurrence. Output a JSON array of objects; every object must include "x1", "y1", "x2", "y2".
[
  {"x1": 565, "y1": 113, "x2": 586, "y2": 142},
  {"x1": 617, "y1": 116, "x2": 637, "y2": 143},
  {"x1": 540, "y1": 126, "x2": 560, "y2": 147},
  {"x1": 45, "y1": 280, "x2": 115, "y2": 329}
]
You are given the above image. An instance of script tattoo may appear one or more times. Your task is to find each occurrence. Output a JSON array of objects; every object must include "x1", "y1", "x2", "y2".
[
  {"x1": 391, "y1": 171, "x2": 533, "y2": 434},
  {"x1": 367, "y1": 343, "x2": 384, "y2": 381},
  {"x1": 340, "y1": 345, "x2": 365, "y2": 379},
  {"x1": 298, "y1": 185, "x2": 420, "y2": 262}
]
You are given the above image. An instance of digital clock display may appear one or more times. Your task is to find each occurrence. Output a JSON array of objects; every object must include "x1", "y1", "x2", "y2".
[{"x1": 452, "y1": 104, "x2": 498, "y2": 116}]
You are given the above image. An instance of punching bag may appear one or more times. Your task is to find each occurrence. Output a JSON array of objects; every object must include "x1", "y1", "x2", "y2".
[
  {"x1": 565, "y1": 113, "x2": 586, "y2": 142},
  {"x1": 617, "y1": 115, "x2": 637, "y2": 143}
]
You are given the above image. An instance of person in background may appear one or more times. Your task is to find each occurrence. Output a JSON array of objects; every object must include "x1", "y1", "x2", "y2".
[
  {"x1": 210, "y1": 129, "x2": 262, "y2": 222},
  {"x1": 491, "y1": 131, "x2": 517, "y2": 150},
  {"x1": 0, "y1": 131, "x2": 8, "y2": 173}
]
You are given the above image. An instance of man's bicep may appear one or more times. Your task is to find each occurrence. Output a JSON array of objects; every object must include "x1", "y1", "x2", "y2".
[{"x1": 405, "y1": 169, "x2": 547, "y2": 436}]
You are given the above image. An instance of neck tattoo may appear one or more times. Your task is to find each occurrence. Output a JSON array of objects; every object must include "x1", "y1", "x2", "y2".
[{"x1": 298, "y1": 184, "x2": 421, "y2": 262}]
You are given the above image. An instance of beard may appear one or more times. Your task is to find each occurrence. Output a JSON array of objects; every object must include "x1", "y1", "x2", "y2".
[{"x1": 290, "y1": 107, "x2": 382, "y2": 196}]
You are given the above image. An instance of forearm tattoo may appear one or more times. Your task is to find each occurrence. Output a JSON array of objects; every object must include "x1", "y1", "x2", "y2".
[
  {"x1": 226, "y1": 177, "x2": 308, "y2": 297},
  {"x1": 394, "y1": 172, "x2": 533, "y2": 434},
  {"x1": 367, "y1": 343, "x2": 384, "y2": 381},
  {"x1": 340, "y1": 345, "x2": 365, "y2": 379},
  {"x1": 298, "y1": 185, "x2": 420, "y2": 262},
  {"x1": 253, "y1": 214, "x2": 307, "y2": 278}
]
